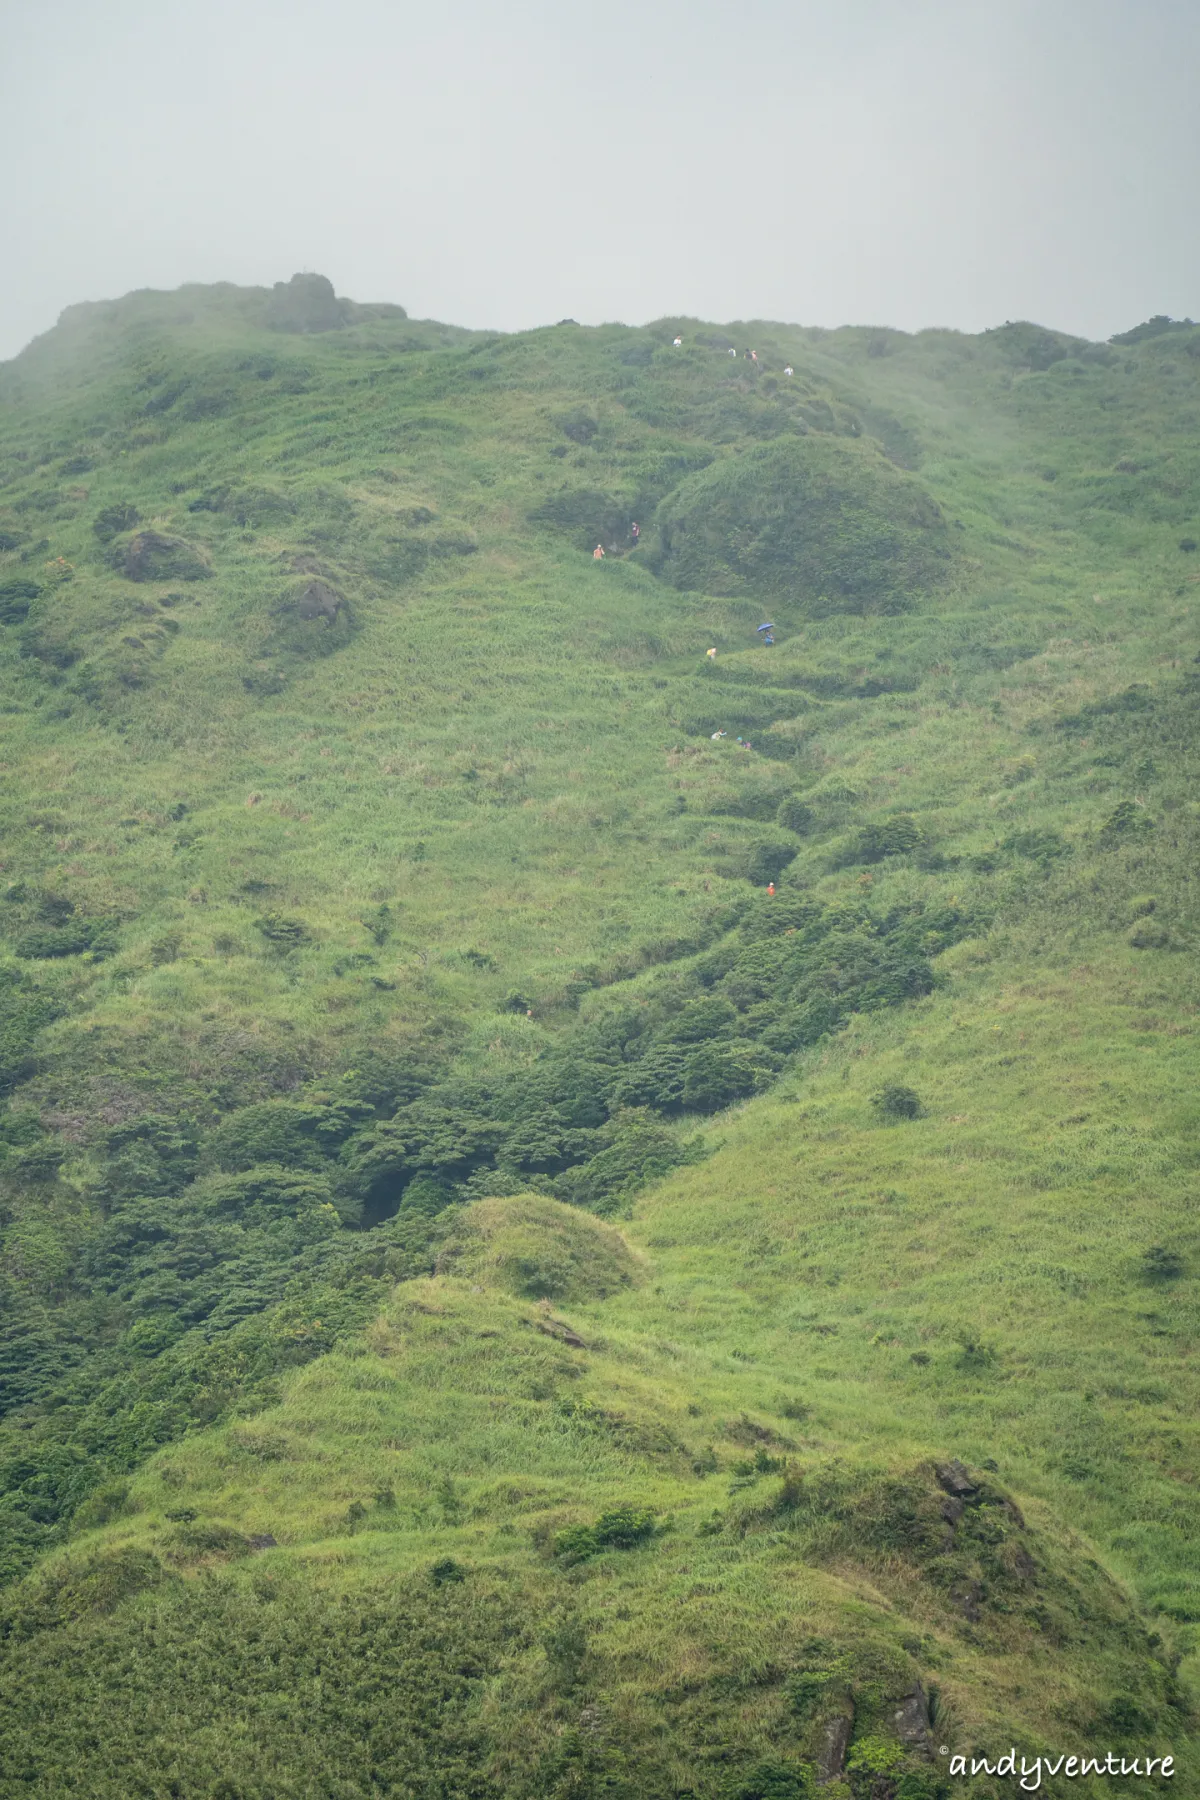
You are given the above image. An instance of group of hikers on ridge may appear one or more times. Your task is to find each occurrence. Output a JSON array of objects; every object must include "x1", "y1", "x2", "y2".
[
  {"x1": 672, "y1": 332, "x2": 794, "y2": 378},
  {"x1": 665, "y1": 334, "x2": 788, "y2": 376}
]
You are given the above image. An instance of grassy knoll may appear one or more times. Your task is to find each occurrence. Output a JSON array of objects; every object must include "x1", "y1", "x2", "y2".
[{"x1": 0, "y1": 281, "x2": 1198, "y2": 1795}]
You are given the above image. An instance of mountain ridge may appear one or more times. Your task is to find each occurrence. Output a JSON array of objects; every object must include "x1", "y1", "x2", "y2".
[{"x1": 0, "y1": 274, "x2": 1197, "y2": 1797}]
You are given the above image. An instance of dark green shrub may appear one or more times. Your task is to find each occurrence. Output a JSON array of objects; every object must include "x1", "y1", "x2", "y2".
[
  {"x1": 592, "y1": 1506, "x2": 656, "y2": 1548},
  {"x1": 610, "y1": 1044, "x2": 690, "y2": 1112},
  {"x1": 1098, "y1": 800, "x2": 1153, "y2": 844},
  {"x1": 398, "y1": 1174, "x2": 455, "y2": 1218},
  {"x1": 92, "y1": 503, "x2": 140, "y2": 542},
  {"x1": 846, "y1": 1736, "x2": 905, "y2": 1779},
  {"x1": 165, "y1": 1523, "x2": 250, "y2": 1560},
  {"x1": 681, "y1": 1041, "x2": 769, "y2": 1113},
  {"x1": 552, "y1": 1116, "x2": 688, "y2": 1214},
  {"x1": 99, "y1": 1113, "x2": 199, "y2": 1200},
  {"x1": 553, "y1": 1522, "x2": 599, "y2": 1563},
  {"x1": 730, "y1": 1758, "x2": 817, "y2": 1799},
  {"x1": 1096, "y1": 1695, "x2": 1155, "y2": 1736},
  {"x1": 854, "y1": 815, "x2": 923, "y2": 863},
  {"x1": 104, "y1": 1108, "x2": 197, "y2": 1180},
  {"x1": 360, "y1": 903, "x2": 392, "y2": 946},
  {"x1": 786, "y1": 1667, "x2": 843, "y2": 1717},
  {"x1": 529, "y1": 486, "x2": 631, "y2": 550},
  {"x1": 655, "y1": 998, "x2": 738, "y2": 1045},
  {"x1": 0, "y1": 1104, "x2": 42, "y2": 1147},
  {"x1": 652, "y1": 436, "x2": 949, "y2": 612},
  {"x1": 554, "y1": 1506, "x2": 655, "y2": 1562},
  {"x1": 557, "y1": 408, "x2": 599, "y2": 445},
  {"x1": 206, "y1": 1101, "x2": 328, "y2": 1173},
  {"x1": 894, "y1": 1771, "x2": 950, "y2": 1800},
  {"x1": 745, "y1": 838, "x2": 800, "y2": 885},
  {"x1": 194, "y1": 1163, "x2": 351, "y2": 1228},
  {"x1": 1141, "y1": 1245, "x2": 1184, "y2": 1284},
  {"x1": 954, "y1": 1333, "x2": 998, "y2": 1372},
  {"x1": 1004, "y1": 827, "x2": 1070, "y2": 865},
  {"x1": 116, "y1": 531, "x2": 211, "y2": 583},
  {"x1": 0, "y1": 579, "x2": 40, "y2": 623},
  {"x1": 429, "y1": 1557, "x2": 466, "y2": 1585},
  {"x1": 6, "y1": 1137, "x2": 63, "y2": 1182},
  {"x1": 873, "y1": 1085, "x2": 923, "y2": 1120},
  {"x1": 0, "y1": 976, "x2": 62, "y2": 1093},
  {"x1": 254, "y1": 912, "x2": 309, "y2": 948},
  {"x1": 14, "y1": 923, "x2": 99, "y2": 959},
  {"x1": 777, "y1": 797, "x2": 815, "y2": 834}
]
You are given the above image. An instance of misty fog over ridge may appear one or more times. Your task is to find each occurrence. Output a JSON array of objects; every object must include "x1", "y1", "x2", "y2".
[{"x1": 2, "y1": 0, "x2": 1197, "y2": 363}]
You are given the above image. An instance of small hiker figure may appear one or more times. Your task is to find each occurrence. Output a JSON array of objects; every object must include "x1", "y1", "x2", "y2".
[
  {"x1": 750, "y1": 350, "x2": 758, "y2": 364},
  {"x1": 630, "y1": 521, "x2": 640, "y2": 542},
  {"x1": 710, "y1": 729, "x2": 726, "y2": 740},
  {"x1": 593, "y1": 544, "x2": 605, "y2": 560},
  {"x1": 706, "y1": 647, "x2": 717, "y2": 659},
  {"x1": 766, "y1": 882, "x2": 776, "y2": 897},
  {"x1": 784, "y1": 365, "x2": 794, "y2": 376},
  {"x1": 728, "y1": 346, "x2": 737, "y2": 357},
  {"x1": 673, "y1": 336, "x2": 683, "y2": 347}
]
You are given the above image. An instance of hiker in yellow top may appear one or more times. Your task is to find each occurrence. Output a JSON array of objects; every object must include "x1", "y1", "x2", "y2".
[{"x1": 593, "y1": 544, "x2": 605, "y2": 560}]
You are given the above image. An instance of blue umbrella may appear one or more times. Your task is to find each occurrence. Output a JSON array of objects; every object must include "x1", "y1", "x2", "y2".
[{"x1": 755, "y1": 622, "x2": 775, "y2": 634}]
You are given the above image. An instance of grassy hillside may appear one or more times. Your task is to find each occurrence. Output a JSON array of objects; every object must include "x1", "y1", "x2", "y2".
[{"x1": 0, "y1": 277, "x2": 1198, "y2": 1797}]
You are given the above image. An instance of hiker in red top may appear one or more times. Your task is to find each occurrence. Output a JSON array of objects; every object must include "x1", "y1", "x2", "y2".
[
  {"x1": 766, "y1": 882, "x2": 776, "y2": 897},
  {"x1": 593, "y1": 544, "x2": 605, "y2": 560}
]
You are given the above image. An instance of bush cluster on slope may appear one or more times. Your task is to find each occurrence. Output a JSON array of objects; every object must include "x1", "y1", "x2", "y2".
[
  {"x1": 650, "y1": 437, "x2": 951, "y2": 613},
  {"x1": 0, "y1": 888, "x2": 970, "y2": 1570}
]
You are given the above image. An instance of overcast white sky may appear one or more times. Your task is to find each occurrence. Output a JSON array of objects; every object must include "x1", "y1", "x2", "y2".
[{"x1": 2, "y1": 0, "x2": 1196, "y2": 359}]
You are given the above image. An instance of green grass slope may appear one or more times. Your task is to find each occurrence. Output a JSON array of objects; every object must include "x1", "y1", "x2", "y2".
[{"x1": 0, "y1": 283, "x2": 1198, "y2": 1796}]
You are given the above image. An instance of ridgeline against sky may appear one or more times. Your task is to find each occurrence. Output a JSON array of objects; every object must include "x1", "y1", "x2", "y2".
[{"x1": 1, "y1": 0, "x2": 1197, "y2": 361}]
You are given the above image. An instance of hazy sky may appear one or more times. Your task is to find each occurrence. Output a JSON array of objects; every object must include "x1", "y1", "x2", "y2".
[{"x1": 2, "y1": 0, "x2": 1197, "y2": 359}]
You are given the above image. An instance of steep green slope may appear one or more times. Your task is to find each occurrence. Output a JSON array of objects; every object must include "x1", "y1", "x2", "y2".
[{"x1": 0, "y1": 282, "x2": 1198, "y2": 1796}]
